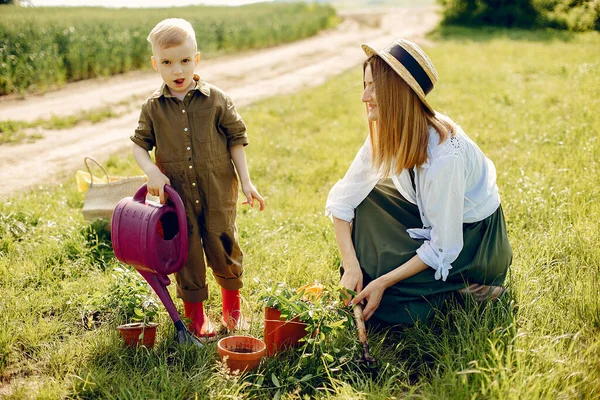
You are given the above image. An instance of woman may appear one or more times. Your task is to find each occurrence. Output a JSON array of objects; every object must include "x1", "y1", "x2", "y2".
[{"x1": 326, "y1": 38, "x2": 512, "y2": 326}]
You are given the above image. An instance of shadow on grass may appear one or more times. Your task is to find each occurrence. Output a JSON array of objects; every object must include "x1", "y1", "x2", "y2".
[
  {"x1": 68, "y1": 327, "x2": 217, "y2": 399},
  {"x1": 429, "y1": 24, "x2": 578, "y2": 43},
  {"x1": 369, "y1": 291, "x2": 518, "y2": 388}
]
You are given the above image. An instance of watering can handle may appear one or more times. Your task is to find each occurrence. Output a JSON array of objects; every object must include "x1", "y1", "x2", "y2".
[
  {"x1": 132, "y1": 184, "x2": 189, "y2": 269},
  {"x1": 164, "y1": 185, "x2": 189, "y2": 269},
  {"x1": 132, "y1": 183, "x2": 150, "y2": 203}
]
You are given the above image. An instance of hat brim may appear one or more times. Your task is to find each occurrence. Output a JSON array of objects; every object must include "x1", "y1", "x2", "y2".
[{"x1": 361, "y1": 43, "x2": 435, "y2": 114}]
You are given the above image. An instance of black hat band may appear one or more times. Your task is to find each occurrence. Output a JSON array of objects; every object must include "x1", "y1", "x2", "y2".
[{"x1": 388, "y1": 44, "x2": 434, "y2": 95}]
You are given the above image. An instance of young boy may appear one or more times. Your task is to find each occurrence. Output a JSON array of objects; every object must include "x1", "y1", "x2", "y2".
[{"x1": 131, "y1": 18, "x2": 264, "y2": 337}]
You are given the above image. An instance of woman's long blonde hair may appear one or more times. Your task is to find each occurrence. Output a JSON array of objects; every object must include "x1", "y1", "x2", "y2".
[{"x1": 365, "y1": 55, "x2": 455, "y2": 176}]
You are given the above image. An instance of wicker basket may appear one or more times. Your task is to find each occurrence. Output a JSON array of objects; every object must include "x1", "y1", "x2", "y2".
[{"x1": 81, "y1": 157, "x2": 146, "y2": 225}]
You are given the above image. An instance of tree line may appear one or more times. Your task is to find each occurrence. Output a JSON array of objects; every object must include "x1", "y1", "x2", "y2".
[{"x1": 439, "y1": 0, "x2": 600, "y2": 31}]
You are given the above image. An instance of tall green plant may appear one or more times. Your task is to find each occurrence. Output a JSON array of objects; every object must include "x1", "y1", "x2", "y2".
[{"x1": 0, "y1": 3, "x2": 338, "y2": 96}]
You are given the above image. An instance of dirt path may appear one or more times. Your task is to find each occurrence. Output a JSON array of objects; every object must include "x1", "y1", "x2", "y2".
[{"x1": 0, "y1": 6, "x2": 439, "y2": 200}]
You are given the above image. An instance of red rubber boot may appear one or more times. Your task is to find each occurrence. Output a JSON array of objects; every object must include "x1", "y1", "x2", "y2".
[
  {"x1": 183, "y1": 301, "x2": 215, "y2": 338},
  {"x1": 221, "y1": 288, "x2": 241, "y2": 330}
]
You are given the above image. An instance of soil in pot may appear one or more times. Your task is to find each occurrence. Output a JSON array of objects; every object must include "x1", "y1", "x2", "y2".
[{"x1": 217, "y1": 335, "x2": 266, "y2": 372}]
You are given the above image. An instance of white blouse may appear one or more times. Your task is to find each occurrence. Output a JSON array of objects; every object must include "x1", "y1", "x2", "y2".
[{"x1": 325, "y1": 125, "x2": 500, "y2": 281}]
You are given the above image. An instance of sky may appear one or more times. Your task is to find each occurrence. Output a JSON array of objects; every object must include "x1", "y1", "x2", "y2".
[{"x1": 28, "y1": 0, "x2": 272, "y2": 7}]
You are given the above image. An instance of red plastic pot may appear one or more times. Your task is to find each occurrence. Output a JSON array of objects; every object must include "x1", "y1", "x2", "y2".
[
  {"x1": 263, "y1": 307, "x2": 308, "y2": 356},
  {"x1": 116, "y1": 322, "x2": 158, "y2": 348},
  {"x1": 217, "y1": 335, "x2": 266, "y2": 372}
]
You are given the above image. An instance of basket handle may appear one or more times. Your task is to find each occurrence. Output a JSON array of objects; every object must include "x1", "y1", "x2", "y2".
[{"x1": 84, "y1": 157, "x2": 110, "y2": 185}]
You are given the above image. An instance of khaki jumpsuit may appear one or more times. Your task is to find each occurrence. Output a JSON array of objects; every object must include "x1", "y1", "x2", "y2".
[{"x1": 131, "y1": 78, "x2": 247, "y2": 302}]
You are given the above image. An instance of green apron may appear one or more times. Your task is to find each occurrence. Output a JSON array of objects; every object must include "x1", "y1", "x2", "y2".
[{"x1": 351, "y1": 178, "x2": 512, "y2": 326}]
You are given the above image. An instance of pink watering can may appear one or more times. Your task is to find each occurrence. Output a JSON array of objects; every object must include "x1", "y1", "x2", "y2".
[{"x1": 112, "y1": 184, "x2": 202, "y2": 348}]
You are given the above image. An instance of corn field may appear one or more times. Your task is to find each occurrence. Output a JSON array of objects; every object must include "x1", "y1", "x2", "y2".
[{"x1": 0, "y1": 3, "x2": 338, "y2": 96}]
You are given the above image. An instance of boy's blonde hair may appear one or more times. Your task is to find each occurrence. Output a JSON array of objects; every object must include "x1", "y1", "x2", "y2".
[{"x1": 147, "y1": 18, "x2": 197, "y2": 51}]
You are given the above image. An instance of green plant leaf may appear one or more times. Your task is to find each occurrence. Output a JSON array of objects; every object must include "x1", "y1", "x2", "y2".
[
  {"x1": 328, "y1": 319, "x2": 346, "y2": 328},
  {"x1": 256, "y1": 375, "x2": 264, "y2": 387},
  {"x1": 271, "y1": 373, "x2": 280, "y2": 387}
]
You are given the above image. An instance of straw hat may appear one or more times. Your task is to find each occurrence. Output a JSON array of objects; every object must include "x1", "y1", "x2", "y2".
[{"x1": 362, "y1": 38, "x2": 437, "y2": 114}]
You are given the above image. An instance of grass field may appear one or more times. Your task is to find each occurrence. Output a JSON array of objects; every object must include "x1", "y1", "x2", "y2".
[
  {"x1": 1, "y1": 27, "x2": 599, "y2": 398},
  {"x1": 0, "y1": 3, "x2": 337, "y2": 96}
]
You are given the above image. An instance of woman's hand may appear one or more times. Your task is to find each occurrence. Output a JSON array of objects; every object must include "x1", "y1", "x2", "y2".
[
  {"x1": 349, "y1": 279, "x2": 386, "y2": 321},
  {"x1": 147, "y1": 170, "x2": 170, "y2": 204},
  {"x1": 241, "y1": 181, "x2": 265, "y2": 210},
  {"x1": 339, "y1": 258, "x2": 363, "y2": 305}
]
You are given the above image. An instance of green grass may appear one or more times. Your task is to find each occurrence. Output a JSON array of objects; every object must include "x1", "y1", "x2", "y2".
[
  {"x1": 1, "y1": 27, "x2": 599, "y2": 398},
  {"x1": 0, "y1": 94, "x2": 147, "y2": 145},
  {"x1": 0, "y1": 120, "x2": 42, "y2": 145},
  {"x1": 0, "y1": 110, "x2": 120, "y2": 146}
]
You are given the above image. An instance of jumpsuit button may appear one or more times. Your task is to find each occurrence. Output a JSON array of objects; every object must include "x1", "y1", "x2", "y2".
[
  {"x1": 188, "y1": 165, "x2": 193, "y2": 169},
  {"x1": 182, "y1": 110, "x2": 186, "y2": 113},
  {"x1": 195, "y1": 200, "x2": 199, "y2": 204},
  {"x1": 192, "y1": 182, "x2": 196, "y2": 187},
  {"x1": 184, "y1": 128, "x2": 188, "y2": 132},
  {"x1": 439, "y1": 248, "x2": 443, "y2": 252},
  {"x1": 186, "y1": 146, "x2": 191, "y2": 150}
]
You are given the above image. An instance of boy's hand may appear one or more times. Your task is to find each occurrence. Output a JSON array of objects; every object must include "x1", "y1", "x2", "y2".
[
  {"x1": 147, "y1": 170, "x2": 171, "y2": 204},
  {"x1": 241, "y1": 182, "x2": 265, "y2": 211}
]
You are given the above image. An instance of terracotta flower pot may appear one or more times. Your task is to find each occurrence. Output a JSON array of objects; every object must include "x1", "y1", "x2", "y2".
[
  {"x1": 116, "y1": 322, "x2": 158, "y2": 348},
  {"x1": 217, "y1": 335, "x2": 266, "y2": 372},
  {"x1": 263, "y1": 307, "x2": 308, "y2": 356}
]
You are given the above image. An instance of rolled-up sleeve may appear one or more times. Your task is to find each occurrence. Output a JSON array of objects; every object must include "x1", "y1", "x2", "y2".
[
  {"x1": 220, "y1": 95, "x2": 248, "y2": 147},
  {"x1": 130, "y1": 101, "x2": 155, "y2": 151},
  {"x1": 412, "y1": 155, "x2": 465, "y2": 281},
  {"x1": 325, "y1": 138, "x2": 380, "y2": 222}
]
